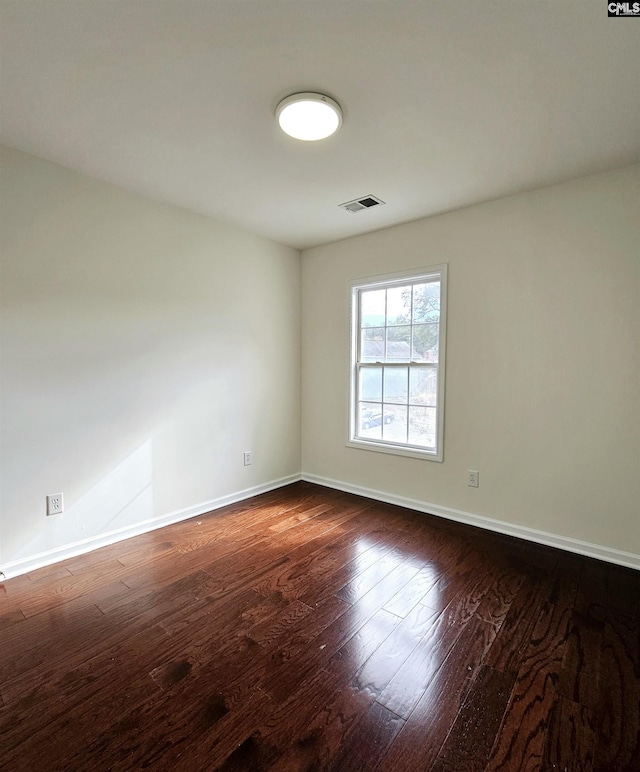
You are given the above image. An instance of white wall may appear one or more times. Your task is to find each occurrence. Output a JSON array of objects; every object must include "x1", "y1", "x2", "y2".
[
  {"x1": 0, "y1": 146, "x2": 301, "y2": 573},
  {"x1": 2, "y1": 149, "x2": 638, "y2": 576},
  {"x1": 301, "y1": 165, "x2": 640, "y2": 560}
]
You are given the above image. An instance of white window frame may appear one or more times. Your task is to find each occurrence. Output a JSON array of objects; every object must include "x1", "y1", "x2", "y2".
[{"x1": 347, "y1": 264, "x2": 447, "y2": 462}]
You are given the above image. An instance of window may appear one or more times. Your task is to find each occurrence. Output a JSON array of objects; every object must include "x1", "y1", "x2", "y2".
[{"x1": 348, "y1": 265, "x2": 447, "y2": 461}]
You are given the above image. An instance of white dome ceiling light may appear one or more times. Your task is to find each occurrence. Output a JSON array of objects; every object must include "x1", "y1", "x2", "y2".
[{"x1": 275, "y1": 93, "x2": 342, "y2": 141}]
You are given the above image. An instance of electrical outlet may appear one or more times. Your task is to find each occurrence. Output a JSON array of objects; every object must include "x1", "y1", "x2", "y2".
[
  {"x1": 47, "y1": 493, "x2": 64, "y2": 515},
  {"x1": 467, "y1": 470, "x2": 479, "y2": 488},
  {"x1": 243, "y1": 451, "x2": 252, "y2": 466}
]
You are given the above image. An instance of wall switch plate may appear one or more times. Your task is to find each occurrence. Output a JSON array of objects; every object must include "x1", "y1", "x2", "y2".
[
  {"x1": 47, "y1": 493, "x2": 64, "y2": 515},
  {"x1": 243, "y1": 451, "x2": 252, "y2": 466}
]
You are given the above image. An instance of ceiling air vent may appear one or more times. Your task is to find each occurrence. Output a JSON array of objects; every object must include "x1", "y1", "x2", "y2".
[{"x1": 339, "y1": 195, "x2": 385, "y2": 213}]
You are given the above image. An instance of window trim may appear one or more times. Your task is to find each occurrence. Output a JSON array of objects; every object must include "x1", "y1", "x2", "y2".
[{"x1": 346, "y1": 264, "x2": 448, "y2": 462}]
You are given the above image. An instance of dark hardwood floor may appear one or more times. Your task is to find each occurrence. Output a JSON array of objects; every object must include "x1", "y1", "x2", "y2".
[{"x1": 1, "y1": 481, "x2": 639, "y2": 770}]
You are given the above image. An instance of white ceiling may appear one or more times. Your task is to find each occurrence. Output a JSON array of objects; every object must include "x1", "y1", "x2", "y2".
[{"x1": 1, "y1": 1, "x2": 639, "y2": 250}]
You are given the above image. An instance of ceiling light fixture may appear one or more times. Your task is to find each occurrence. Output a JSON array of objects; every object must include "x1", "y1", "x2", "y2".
[{"x1": 275, "y1": 92, "x2": 342, "y2": 141}]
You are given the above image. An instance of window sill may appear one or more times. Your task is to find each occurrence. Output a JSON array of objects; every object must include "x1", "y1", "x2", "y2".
[{"x1": 346, "y1": 438, "x2": 443, "y2": 462}]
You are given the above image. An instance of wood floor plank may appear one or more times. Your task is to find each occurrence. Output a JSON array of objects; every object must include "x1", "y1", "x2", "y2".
[
  {"x1": 475, "y1": 564, "x2": 526, "y2": 628},
  {"x1": 260, "y1": 606, "x2": 400, "y2": 704},
  {"x1": 383, "y1": 562, "x2": 443, "y2": 617},
  {"x1": 250, "y1": 503, "x2": 382, "y2": 600},
  {"x1": 485, "y1": 572, "x2": 552, "y2": 674},
  {"x1": 266, "y1": 680, "x2": 377, "y2": 771},
  {"x1": 607, "y1": 564, "x2": 640, "y2": 618},
  {"x1": 9, "y1": 567, "x2": 127, "y2": 618},
  {"x1": 335, "y1": 549, "x2": 417, "y2": 605},
  {"x1": 543, "y1": 697, "x2": 596, "y2": 771},
  {"x1": 418, "y1": 542, "x2": 487, "y2": 612},
  {"x1": 0, "y1": 601, "x2": 106, "y2": 687},
  {"x1": 0, "y1": 624, "x2": 168, "y2": 765},
  {"x1": 241, "y1": 667, "x2": 353, "y2": 768},
  {"x1": 431, "y1": 664, "x2": 517, "y2": 771},
  {"x1": 329, "y1": 700, "x2": 405, "y2": 771},
  {"x1": 484, "y1": 569, "x2": 576, "y2": 771},
  {"x1": 245, "y1": 598, "x2": 314, "y2": 648},
  {"x1": 593, "y1": 608, "x2": 640, "y2": 770},
  {"x1": 350, "y1": 602, "x2": 440, "y2": 699},
  {"x1": 326, "y1": 608, "x2": 402, "y2": 686},
  {"x1": 0, "y1": 608, "x2": 26, "y2": 631},
  {"x1": 377, "y1": 557, "x2": 500, "y2": 719},
  {"x1": 557, "y1": 608, "x2": 603, "y2": 709},
  {"x1": 377, "y1": 614, "x2": 499, "y2": 771}
]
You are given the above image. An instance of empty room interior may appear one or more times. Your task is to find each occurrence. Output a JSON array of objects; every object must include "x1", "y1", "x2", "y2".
[{"x1": 1, "y1": 1, "x2": 639, "y2": 770}]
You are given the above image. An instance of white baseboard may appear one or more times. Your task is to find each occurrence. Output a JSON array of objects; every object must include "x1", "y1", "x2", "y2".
[
  {"x1": 0, "y1": 473, "x2": 302, "y2": 580},
  {"x1": 301, "y1": 473, "x2": 640, "y2": 571},
  {"x1": 4, "y1": 471, "x2": 637, "y2": 580}
]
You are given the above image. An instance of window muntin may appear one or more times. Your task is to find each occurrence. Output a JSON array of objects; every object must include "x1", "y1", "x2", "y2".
[{"x1": 349, "y1": 266, "x2": 446, "y2": 461}]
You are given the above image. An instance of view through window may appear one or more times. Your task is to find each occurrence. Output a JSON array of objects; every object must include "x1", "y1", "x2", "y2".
[{"x1": 349, "y1": 266, "x2": 447, "y2": 461}]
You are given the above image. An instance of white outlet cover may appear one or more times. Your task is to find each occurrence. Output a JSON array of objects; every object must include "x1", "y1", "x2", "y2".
[{"x1": 47, "y1": 493, "x2": 64, "y2": 515}]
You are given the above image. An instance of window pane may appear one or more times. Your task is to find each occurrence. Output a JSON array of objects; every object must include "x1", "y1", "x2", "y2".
[
  {"x1": 361, "y1": 289, "x2": 386, "y2": 328},
  {"x1": 358, "y1": 402, "x2": 383, "y2": 439},
  {"x1": 408, "y1": 406, "x2": 437, "y2": 448},
  {"x1": 413, "y1": 281, "x2": 440, "y2": 323},
  {"x1": 384, "y1": 366, "x2": 408, "y2": 404},
  {"x1": 412, "y1": 323, "x2": 439, "y2": 362},
  {"x1": 386, "y1": 325, "x2": 411, "y2": 361},
  {"x1": 386, "y1": 285, "x2": 411, "y2": 326},
  {"x1": 383, "y1": 404, "x2": 407, "y2": 442},
  {"x1": 359, "y1": 367, "x2": 382, "y2": 402},
  {"x1": 351, "y1": 265, "x2": 445, "y2": 459},
  {"x1": 409, "y1": 366, "x2": 437, "y2": 406},
  {"x1": 361, "y1": 327, "x2": 385, "y2": 362}
]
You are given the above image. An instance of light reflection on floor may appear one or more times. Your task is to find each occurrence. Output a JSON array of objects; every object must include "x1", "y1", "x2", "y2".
[{"x1": 346, "y1": 536, "x2": 443, "y2": 689}]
